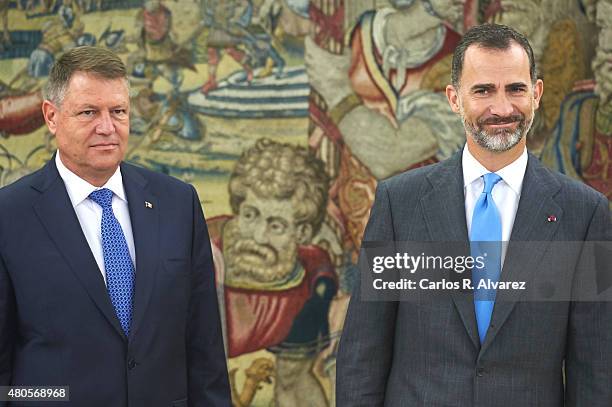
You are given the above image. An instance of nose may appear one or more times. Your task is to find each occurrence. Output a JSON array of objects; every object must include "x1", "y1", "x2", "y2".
[
  {"x1": 489, "y1": 91, "x2": 515, "y2": 117},
  {"x1": 252, "y1": 222, "x2": 269, "y2": 245},
  {"x1": 95, "y1": 111, "x2": 115, "y2": 135}
]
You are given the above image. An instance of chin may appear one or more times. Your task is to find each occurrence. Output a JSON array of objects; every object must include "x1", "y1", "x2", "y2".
[{"x1": 90, "y1": 157, "x2": 123, "y2": 173}]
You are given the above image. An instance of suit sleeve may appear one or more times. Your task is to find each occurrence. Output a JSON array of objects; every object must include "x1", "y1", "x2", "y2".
[
  {"x1": 565, "y1": 195, "x2": 612, "y2": 407},
  {"x1": 186, "y1": 185, "x2": 231, "y2": 407},
  {"x1": 0, "y1": 248, "x2": 15, "y2": 391},
  {"x1": 336, "y1": 180, "x2": 398, "y2": 407}
]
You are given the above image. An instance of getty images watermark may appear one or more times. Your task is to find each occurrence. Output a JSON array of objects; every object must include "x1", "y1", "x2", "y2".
[{"x1": 358, "y1": 241, "x2": 612, "y2": 302}]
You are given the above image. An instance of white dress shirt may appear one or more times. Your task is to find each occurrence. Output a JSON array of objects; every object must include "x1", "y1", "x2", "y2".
[
  {"x1": 55, "y1": 152, "x2": 136, "y2": 284},
  {"x1": 462, "y1": 145, "x2": 528, "y2": 266}
]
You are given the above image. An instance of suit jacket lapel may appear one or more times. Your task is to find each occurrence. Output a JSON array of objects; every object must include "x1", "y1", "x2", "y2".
[
  {"x1": 31, "y1": 160, "x2": 126, "y2": 339},
  {"x1": 421, "y1": 150, "x2": 480, "y2": 349},
  {"x1": 480, "y1": 153, "x2": 562, "y2": 353},
  {"x1": 120, "y1": 163, "x2": 159, "y2": 343}
]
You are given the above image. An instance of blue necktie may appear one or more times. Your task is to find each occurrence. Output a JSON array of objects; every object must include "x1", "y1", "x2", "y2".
[
  {"x1": 89, "y1": 188, "x2": 135, "y2": 336},
  {"x1": 470, "y1": 173, "x2": 503, "y2": 343}
]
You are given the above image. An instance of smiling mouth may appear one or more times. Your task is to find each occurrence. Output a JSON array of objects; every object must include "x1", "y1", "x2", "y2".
[{"x1": 486, "y1": 122, "x2": 518, "y2": 128}]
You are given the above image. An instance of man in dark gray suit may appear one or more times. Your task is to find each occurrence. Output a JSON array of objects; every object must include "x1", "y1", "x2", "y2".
[{"x1": 336, "y1": 24, "x2": 612, "y2": 406}]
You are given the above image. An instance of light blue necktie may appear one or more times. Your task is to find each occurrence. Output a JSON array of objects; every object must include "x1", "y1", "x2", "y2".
[
  {"x1": 470, "y1": 173, "x2": 503, "y2": 343},
  {"x1": 89, "y1": 188, "x2": 135, "y2": 336}
]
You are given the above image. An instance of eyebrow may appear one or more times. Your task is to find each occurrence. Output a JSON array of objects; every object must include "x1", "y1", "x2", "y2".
[
  {"x1": 505, "y1": 82, "x2": 528, "y2": 90},
  {"x1": 73, "y1": 103, "x2": 128, "y2": 111},
  {"x1": 73, "y1": 104, "x2": 98, "y2": 110},
  {"x1": 470, "y1": 83, "x2": 496, "y2": 92},
  {"x1": 243, "y1": 205, "x2": 260, "y2": 213},
  {"x1": 470, "y1": 82, "x2": 529, "y2": 92}
]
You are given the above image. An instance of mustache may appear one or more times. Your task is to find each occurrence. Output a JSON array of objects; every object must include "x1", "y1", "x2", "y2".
[
  {"x1": 478, "y1": 115, "x2": 524, "y2": 126},
  {"x1": 232, "y1": 239, "x2": 278, "y2": 264}
]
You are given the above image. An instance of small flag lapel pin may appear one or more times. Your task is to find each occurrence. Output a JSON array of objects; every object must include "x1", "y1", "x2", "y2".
[
  {"x1": 547, "y1": 215, "x2": 557, "y2": 223},
  {"x1": 145, "y1": 201, "x2": 153, "y2": 209}
]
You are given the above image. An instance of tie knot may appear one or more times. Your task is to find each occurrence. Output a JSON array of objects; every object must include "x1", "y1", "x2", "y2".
[
  {"x1": 482, "y1": 173, "x2": 502, "y2": 195},
  {"x1": 89, "y1": 188, "x2": 114, "y2": 209}
]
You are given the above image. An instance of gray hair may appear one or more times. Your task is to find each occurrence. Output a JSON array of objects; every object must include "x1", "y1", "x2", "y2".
[{"x1": 44, "y1": 46, "x2": 129, "y2": 106}]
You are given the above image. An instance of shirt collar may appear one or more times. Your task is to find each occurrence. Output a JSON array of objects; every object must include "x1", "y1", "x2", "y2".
[
  {"x1": 462, "y1": 144, "x2": 528, "y2": 196},
  {"x1": 55, "y1": 151, "x2": 127, "y2": 207}
]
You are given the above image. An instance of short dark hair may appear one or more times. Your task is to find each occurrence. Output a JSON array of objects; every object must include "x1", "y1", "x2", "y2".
[
  {"x1": 451, "y1": 24, "x2": 537, "y2": 88},
  {"x1": 44, "y1": 46, "x2": 128, "y2": 105}
]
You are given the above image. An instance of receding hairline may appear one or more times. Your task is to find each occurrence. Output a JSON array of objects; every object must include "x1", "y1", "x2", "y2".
[
  {"x1": 60, "y1": 72, "x2": 130, "y2": 104},
  {"x1": 64, "y1": 71, "x2": 130, "y2": 89},
  {"x1": 466, "y1": 40, "x2": 529, "y2": 56},
  {"x1": 456, "y1": 41, "x2": 534, "y2": 87},
  {"x1": 44, "y1": 46, "x2": 129, "y2": 105},
  {"x1": 450, "y1": 23, "x2": 538, "y2": 89}
]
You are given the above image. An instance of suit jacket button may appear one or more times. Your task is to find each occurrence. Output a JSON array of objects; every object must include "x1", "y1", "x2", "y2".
[
  {"x1": 476, "y1": 367, "x2": 485, "y2": 377},
  {"x1": 128, "y1": 359, "x2": 136, "y2": 369}
]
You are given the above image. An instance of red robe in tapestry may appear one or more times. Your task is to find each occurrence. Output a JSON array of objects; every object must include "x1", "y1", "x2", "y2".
[{"x1": 210, "y1": 219, "x2": 337, "y2": 358}]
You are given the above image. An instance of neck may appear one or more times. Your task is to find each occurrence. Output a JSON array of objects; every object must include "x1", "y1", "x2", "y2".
[
  {"x1": 466, "y1": 138, "x2": 525, "y2": 172},
  {"x1": 84, "y1": 174, "x2": 113, "y2": 188}
]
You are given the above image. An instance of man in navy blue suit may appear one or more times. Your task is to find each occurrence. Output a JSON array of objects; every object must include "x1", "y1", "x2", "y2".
[{"x1": 0, "y1": 46, "x2": 231, "y2": 407}]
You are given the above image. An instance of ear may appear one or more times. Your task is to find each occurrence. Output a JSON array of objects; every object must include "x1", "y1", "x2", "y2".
[
  {"x1": 41, "y1": 100, "x2": 59, "y2": 135},
  {"x1": 446, "y1": 84, "x2": 461, "y2": 113},
  {"x1": 295, "y1": 223, "x2": 313, "y2": 245},
  {"x1": 532, "y1": 79, "x2": 544, "y2": 110}
]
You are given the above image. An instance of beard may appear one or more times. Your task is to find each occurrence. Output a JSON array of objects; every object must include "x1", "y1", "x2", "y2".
[
  {"x1": 222, "y1": 218, "x2": 298, "y2": 284},
  {"x1": 460, "y1": 103, "x2": 535, "y2": 152}
]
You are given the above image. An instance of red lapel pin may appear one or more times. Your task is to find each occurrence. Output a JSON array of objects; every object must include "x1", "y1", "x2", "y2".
[{"x1": 547, "y1": 215, "x2": 557, "y2": 223}]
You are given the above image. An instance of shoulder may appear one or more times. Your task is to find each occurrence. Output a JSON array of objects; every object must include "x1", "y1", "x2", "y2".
[
  {"x1": 383, "y1": 160, "x2": 439, "y2": 188},
  {"x1": 298, "y1": 245, "x2": 338, "y2": 295},
  {"x1": 298, "y1": 245, "x2": 335, "y2": 276},
  {"x1": 552, "y1": 170, "x2": 608, "y2": 225},
  {"x1": 121, "y1": 161, "x2": 196, "y2": 197},
  {"x1": 378, "y1": 158, "x2": 447, "y2": 203},
  {"x1": 526, "y1": 154, "x2": 609, "y2": 240},
  {"x1": 553, "y1": 170, "x2": 605, "y2": 205},
  {"x1": 0, "y1": 163, "x2": 50, "y2": 210},
  {"x1": 531, "y1": 155, "x2": 606, "y2": 212}
]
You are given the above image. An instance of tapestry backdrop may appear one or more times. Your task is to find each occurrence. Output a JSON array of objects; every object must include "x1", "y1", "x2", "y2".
[{"x1": 1, "y1": 0, "x2": 610, "y2": 405}]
